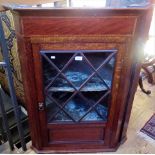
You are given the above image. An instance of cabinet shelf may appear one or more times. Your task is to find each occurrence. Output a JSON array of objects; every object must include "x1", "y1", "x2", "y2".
[
  {"x1": 48, "y1": 84, "x2": 110, "y2": 92},
  {"x1": 46, "y1": 70, "x2": 112, "y2": 92}
]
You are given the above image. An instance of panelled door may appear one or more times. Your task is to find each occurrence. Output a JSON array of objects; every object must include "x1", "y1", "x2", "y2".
[{"x1": 33, "y1": 49, "x2": 121, "y2": 151}]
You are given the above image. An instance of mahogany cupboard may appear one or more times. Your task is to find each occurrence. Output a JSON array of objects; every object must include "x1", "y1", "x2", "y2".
[{"x1": 5, "y1": 0, "x2": 153, "y2": 153}]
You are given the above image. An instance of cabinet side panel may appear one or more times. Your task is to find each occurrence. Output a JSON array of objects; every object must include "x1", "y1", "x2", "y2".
[{"x1": 12, "y1": 13, "x2": 43, "y2": 149}]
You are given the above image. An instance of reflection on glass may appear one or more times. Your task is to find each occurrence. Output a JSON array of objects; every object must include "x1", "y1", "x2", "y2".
[{"x1": 42, "y1": 50, "x2": 116, "y2": 123}]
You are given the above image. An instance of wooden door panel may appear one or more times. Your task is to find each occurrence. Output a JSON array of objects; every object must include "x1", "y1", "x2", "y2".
[
  {"x1": 31, "y1": 40, "x2": 125, "y2": 148},
  {"x1": 48, "y1": 123, "x2": 105, "y2": 143}
]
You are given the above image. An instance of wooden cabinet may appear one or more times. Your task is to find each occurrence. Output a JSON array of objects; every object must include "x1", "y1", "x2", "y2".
[{"x1": 5, "y1": 0, "x2": 153, "y2": 153}]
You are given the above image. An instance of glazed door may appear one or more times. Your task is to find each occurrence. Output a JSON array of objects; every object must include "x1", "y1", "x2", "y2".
[{"x1": 33, "y1": 49, "x2": 117, "y2": 150}]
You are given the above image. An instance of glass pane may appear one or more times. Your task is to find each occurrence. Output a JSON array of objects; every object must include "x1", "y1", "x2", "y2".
[
  {"x1": 46, "y1": 95, "x2": 73, "y2": 123},
  {"x1": 95, "y1": 95, "x2": 109, "y2": 121},
  {"x1": 47, "y1": 75, "x2": 75, "y2": 92},
  {"x1": 64, "y1": 94, "x2": 91, "y2": 121},
  {"x1": 63, "y1": 54, "x2": 93, "y2": 89},
  {"x1": 81, "y1": 74, "x2": 109, "y2": 92},
  {"x1": 95, "y1": 104, "x2": 108, "y2": 121},
  {"x1": 51, "y1": 92, "x2": 73, "y2": 103},
  {"x1": 82, "y1": 110, "x2": 103, "y2": 121},
  {"x1": 98, "y1": 56, "x2": 115, "y2": 88},
  {"x1": 81, "y1": 91, "x2": 106, "y2": 104},
  {"x1": 42, "y1": 56, "x2": 58, "y2": 86},
  {"x1": 52, "y1": 111, "x2": 73, "y2": 122},
  {"x1": 84, "y1": 52, "x2": 112, "y2": 69},
  {"x1": 41, "y1": 50, "x2": 116, "y2": 123},
  {"x1": 82, "y1": 92, "x2": 109, "y2": 122},
  {"x1": 44, "y1": 52, "x2": 73, "y2": 70},
  {"x1": 82, "y1": 105, "x2": 108, "y2": 121},
  {"x1": 46, "y1": 96, "x2": 58, "y2": 122}
]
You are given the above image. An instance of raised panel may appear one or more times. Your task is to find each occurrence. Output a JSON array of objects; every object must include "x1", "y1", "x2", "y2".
[
  {"x1": 22, "y1": 17, "x2": 137, "y2": 36},
  {"x1": 48, "y1": 124, "x2": 105, "y2": 143}
]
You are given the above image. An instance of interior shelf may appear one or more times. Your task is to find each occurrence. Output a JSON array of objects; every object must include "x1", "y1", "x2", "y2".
[{"x1": 46, "y1": 70, "x2": 112, "y2": 92}]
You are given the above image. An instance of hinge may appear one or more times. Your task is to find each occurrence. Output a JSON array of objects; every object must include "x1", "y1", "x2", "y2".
[{"x1": 38, "y1": 102, "x2": 44, "y2": 111}]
